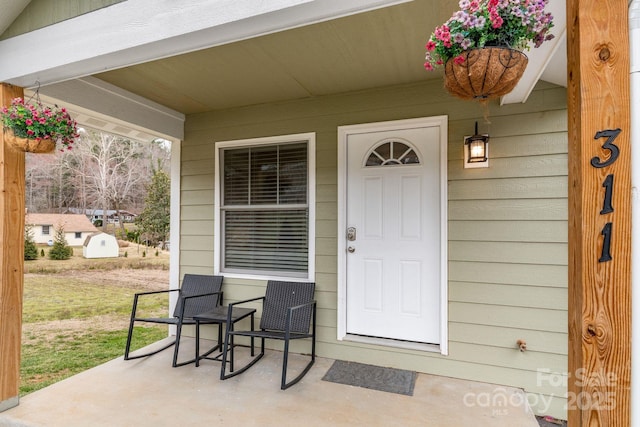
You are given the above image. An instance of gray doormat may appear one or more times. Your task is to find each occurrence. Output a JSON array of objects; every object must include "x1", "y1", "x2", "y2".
[{"x1": 322, "y1": 360, "x2": 416, "y2": 396}]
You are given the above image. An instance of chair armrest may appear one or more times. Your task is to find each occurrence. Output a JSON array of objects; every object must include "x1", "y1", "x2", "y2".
[
  {"x1": 226, "y1": 296, "x2": 265, "y2": 323},
  {"x1": 288, "y1": 300, "x2": 316, "y2": 312},
  {"x1": 131, "y1": 289, "x2": 179, "y2": 316},
  {"x1": 228, "y1": 296, "x2": 265, "y2": 308},
  {"x1": 285, "y1": 300, "x2": 317, "y2": 332},
  {"x1": 182, "y1": 291, "x2": 222, "y2": 302},
  {"x1": 178, "y1": 291, "x2": 223, "y2": 316},
  {"x1": 134, "y1": 288, "x2": 179, "y2": 298}
]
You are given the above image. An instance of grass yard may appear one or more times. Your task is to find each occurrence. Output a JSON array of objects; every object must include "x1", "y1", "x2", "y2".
[{"x1": 21, "y1": 244, "x2": 170, "y2": 395}]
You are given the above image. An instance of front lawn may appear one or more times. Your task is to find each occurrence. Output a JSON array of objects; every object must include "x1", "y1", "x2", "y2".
[{"x1": 21, "y1": 249, "x2": 170, "y2": 395}]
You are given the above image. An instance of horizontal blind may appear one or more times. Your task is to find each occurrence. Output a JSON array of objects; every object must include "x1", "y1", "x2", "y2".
[
  {"x1": 223, "y1": 148, "x2": 250, "y2": 205},
  {"x1": 221, "y1": 142, "x2": 308, "y2": 274},
  {"x1": 224, "y1": 209, "x2": 308, "y2": 272}
]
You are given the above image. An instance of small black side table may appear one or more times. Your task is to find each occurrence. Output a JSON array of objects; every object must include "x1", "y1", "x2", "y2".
[{"x1": 193, "y1": 306, "x2": 256, "y2": 368}]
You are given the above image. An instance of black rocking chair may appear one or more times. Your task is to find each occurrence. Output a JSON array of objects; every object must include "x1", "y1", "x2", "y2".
[
  {"x1": 220, "y1": 280, "x2": 316, "y2": 389},
  {"x1": 124, "y1": 274, "x2": 223, "y2": 367}
]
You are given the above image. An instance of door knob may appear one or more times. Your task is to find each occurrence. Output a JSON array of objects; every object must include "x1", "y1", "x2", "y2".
[{"x1": 348, "y1": 246, "x2": 355, "y2": 253}]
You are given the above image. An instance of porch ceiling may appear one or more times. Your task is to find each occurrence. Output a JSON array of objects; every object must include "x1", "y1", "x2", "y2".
[{"x1": 92, "y1": 0, "x2": 565, "y2": 115}]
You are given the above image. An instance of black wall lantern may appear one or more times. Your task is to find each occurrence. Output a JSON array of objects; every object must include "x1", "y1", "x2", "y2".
[{"x1": 464, "y1": 122, "x2": 489, "y2": 168}]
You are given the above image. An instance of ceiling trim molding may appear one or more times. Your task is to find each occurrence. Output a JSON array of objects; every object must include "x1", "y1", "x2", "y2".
[
  {"x1": 36, "y1": 77, "x2": 185, "y2": 141},
  {"x1": 0, "y1": 0, "x2": 410, "y2": 88}
]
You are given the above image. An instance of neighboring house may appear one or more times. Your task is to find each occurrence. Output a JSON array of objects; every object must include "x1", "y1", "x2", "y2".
[
  {"x1": 83, "y1": 232, "x2": 119, "y2": 259},
  {"x1": 0, "y1": 1, "x2": 634, "y2": 422},
  {"x1": 86, "y1": 209, "x2": 137, "y2": 224},
  {"x1": 26, "y1": 213, "x2": 100, "y2": 246},
  {"x1": 68, "y1": 208, "x2": 138, "y2": 224}
]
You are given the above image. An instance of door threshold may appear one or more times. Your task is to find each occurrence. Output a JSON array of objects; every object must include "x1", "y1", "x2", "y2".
[{"x1": 343, "y1": 333, "x2": 442, "y2": 354}]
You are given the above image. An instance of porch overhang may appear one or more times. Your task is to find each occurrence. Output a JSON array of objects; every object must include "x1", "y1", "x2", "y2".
[
  {"x1": 0, "y1": 0, "x2": 566, "y2": 131},
  {"x1": 0, "y1": 0, "x2": 413, "y2": 88}
]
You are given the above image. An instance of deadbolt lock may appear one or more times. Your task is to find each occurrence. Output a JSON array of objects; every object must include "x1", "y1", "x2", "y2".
[{"x1": 347, "y1": 227, "x2": 356, "y2": 241}]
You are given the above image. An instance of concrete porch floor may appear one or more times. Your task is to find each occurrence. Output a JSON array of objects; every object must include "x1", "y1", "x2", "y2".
[{"x1": 0, "y1": 338, "x2": 539, "y2": 427}]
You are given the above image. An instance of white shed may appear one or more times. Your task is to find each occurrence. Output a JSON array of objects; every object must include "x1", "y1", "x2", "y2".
[{"x1": 82, "y1": 233, "x2": 119, "y2": 259}]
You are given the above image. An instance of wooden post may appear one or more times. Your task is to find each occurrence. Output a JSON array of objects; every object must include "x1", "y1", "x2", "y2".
[
  {"x1": 0, "y1": 83, "x2": 25, "y2": 411},
  {"x1": 567, "y1": 0, "x2": 631, "y2": 425}
]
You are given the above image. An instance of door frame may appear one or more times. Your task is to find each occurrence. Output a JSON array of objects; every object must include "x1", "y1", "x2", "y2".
[{"x1": 337, "y1": 116, "x2": 448, "y2": 355}]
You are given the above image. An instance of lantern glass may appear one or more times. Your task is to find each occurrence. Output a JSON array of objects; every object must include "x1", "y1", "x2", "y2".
[
  {"x1": 463, "y1": 133, "x2": 489, "y2": 169},
  {"x1": 468, "y1": 139, "x2": 486, "y2": 162}
]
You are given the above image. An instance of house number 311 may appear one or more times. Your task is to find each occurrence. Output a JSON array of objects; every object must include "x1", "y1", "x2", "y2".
[{"x1": 590, "y1": 128, "x2": 621, "y2": 263}]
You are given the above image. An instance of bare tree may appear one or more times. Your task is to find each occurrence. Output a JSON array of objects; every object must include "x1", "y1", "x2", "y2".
[
  {"x1": 25, "y1": 129, "x2": 171, "y2": 223},
  {"x1": 67, "y1": 130, "x2": 145, "y2": 231},
  {"x1": 25, "y1": 153, "x2": 56, "y2": 212}
]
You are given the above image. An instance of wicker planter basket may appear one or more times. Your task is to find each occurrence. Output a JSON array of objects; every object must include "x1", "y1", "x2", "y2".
[
  {"x1": 4, "y1": 132, "x2": 56, "y2": 153},
  {"x1": 444, "y1": 47, "x2": 528, "y2": 100}
]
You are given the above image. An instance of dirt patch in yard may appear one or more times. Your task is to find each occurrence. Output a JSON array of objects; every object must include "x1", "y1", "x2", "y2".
[
  {"x1": 48, "y1": 268, "x2": 170, "y2": 291},
  {"x1": 22, "y1": 314, "x2": 137, "y2": 344},
  {"x1": 22, "y1": 268, "x2": 169, "y2": 344}
]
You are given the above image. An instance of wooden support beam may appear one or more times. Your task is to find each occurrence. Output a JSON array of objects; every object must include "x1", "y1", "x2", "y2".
[
  {"x1": 567, "y1": 0, "x2": 631, "y2": 425},
  {"x1": 0, "y1": 83, "x2": 25, "y2": 411}
]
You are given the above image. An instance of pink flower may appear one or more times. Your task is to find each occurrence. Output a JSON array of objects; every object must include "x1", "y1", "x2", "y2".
[
  {"x1": 425, "y1": 40, "x2": 436, "y2": 51},
  {"x1": 435, "y1": 25, "x2": 451, "y2": 42},
  {"x1": 25, "y1": 119, "x2": 33, "y2": 126},
  {"x1": 424, "y1": 62, "x2": 434, "y2": 71}
]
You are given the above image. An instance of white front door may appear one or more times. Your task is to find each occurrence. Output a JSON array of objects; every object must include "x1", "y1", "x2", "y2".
[{"x1": 342, "y1": 118, "x2": 446, "y2": 345}]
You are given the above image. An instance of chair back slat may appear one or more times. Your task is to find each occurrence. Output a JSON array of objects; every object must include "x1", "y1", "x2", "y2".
[
  {"x1": 260, "y1": 281, "x2": 315, "y2": 333},
  {"x1": 173, "y1": 274, "x2": 223, "y2": 318}
]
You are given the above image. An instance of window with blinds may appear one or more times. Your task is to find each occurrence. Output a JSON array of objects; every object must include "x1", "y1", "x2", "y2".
[{"x1": 220, "y1": 141, "x2": 309, "y2": 276}]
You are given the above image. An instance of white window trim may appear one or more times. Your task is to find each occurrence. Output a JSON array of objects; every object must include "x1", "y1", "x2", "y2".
[{"x1": 214, "y1": 132, "x2": 316, "y2": 282}]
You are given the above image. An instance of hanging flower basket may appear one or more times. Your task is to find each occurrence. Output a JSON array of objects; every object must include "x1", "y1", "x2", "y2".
[
  {"x1": 1, "y1": 96, "x2": 78, "y2": 154},
  {"x1": 423, "y1": 0, "x2": 554, "y2": 101},
  {"x1": 444, "y1": 47, "x2": 528, "y2": 100},
  {"x1": 4, "y1": 131, "x2": 56, "y2": 153}
]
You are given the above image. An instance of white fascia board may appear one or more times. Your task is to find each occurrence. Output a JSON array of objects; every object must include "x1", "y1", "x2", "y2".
[
  {"x1": 0, "y1": 0, "x2": 411, "y2": 88},
  {"x1": 500, "y1": 0, "x2": 566, "y2": 105},
  {"x1": 36, "y1": 77, "x2": 185, "y2": 141}
]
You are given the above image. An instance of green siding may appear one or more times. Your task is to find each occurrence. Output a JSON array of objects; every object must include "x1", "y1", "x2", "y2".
[
  {"x1": 181, "y1": 78, "x2": 568, "y2": 418},
  {"x1": 1, "y1": 0, "x2": 123, "y2": 40},
  {"x1": 450, "y1": 282, "x2": 568, "y2": 310}
]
